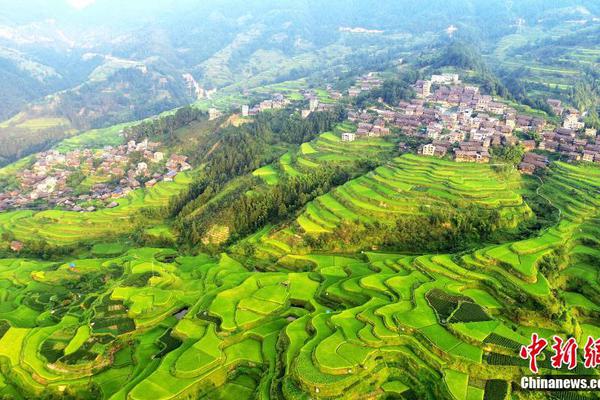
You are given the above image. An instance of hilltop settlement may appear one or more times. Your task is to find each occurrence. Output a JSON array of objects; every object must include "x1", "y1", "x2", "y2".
[{"x1": 340, "y1": 73, "x2": 598, "y2": 174}]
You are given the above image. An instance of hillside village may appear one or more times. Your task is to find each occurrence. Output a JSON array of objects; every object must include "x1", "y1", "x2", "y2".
[
  {"x1": 242, "y1": 88, "x2": 340, "y2": 120},
  {"x1": 1, "y1": 72, "x2": 598, "y2": 213},
  {"x1": 340, "y1": 73, "x2": 598, "y2": 175},
  {"x1": 0, "y1": 139, "x2": 190, "y2": 212},
  {"x1": 241, "y1": 72, "x2": 598, "y2": 177},
  {"x1": 242, "y1": 94, "x2": 291, "y2": 116}
]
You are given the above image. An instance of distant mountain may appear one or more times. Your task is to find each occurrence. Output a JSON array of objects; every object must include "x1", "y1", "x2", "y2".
[{"x1": 0, "y1": 0, "x2": 598, "y2": 166}]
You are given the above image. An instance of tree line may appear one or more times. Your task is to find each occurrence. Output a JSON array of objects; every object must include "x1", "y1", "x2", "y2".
[
  {"x1": 306, "y1": 202, "x2": 503, "y2": 254},
  {"x1": 177, "y1": 160, "x2": 377, "y2": 247},
  {"x1": 123, "y1": 105, "x2": 208, "y2": 143}
]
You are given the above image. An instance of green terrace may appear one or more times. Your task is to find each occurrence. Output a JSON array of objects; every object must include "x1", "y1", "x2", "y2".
[
  {"x1": 1, "y1": 114, "x2": 600, "y2": 399},
  {"x1": 252, "y1": 153, "x2": 533, "y2": 258},
  {"x1": 0, "y1": 161, "x2": 598, "y2": 398},
  {"x1": 252, "y1": 123, "x2": 395, "y2": 187}
]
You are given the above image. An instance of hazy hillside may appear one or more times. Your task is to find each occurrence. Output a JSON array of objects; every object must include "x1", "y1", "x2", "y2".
[{"x1": 0, "y1": 0, "x2": 598, "y2": 165}]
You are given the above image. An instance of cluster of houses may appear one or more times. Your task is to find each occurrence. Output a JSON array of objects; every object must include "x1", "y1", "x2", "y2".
[
  {"x1": 518, "y1": 153, "x2": 550, "y2": 175},
  {"x1": 344, "y1": 75, "x2": 521, "y2": 161},
  {"x1": 241, "y1": 94, "x2": 291, "y2": 117},
  {"x1": 422, "y1": 141, "x2": 491, "y2": 163},
  {"x1": 533, "y1": 99, "x2": 599, "y2": 163},
  {"x1": 236, "y1": 73, "x2": 598, "y2": 174},
  {"x1": 407, "y1": 85, "x2": 520, "y2": 153},
  {"x1": 0, "y1": 139, "x2": 191, "y2": 212},
  {"x1": 347, "y1": 73, "x2": 383, "y2": 97},
  {"x1": 537, "y1": 127, "x2": 600, "y2": 160},
  {"x1": 300, "y1": 87, "x2": 339, "y2": 119},
  {"x1": 516, "y1": 100, "x2": 599, "y2": 173},
  {"x1": 546, "y1": 98, "x2": 589, "y2": 132},
  {"x1": 343, "y1": 111, "x2": 391, "y2": 141},
  {"x1": 340, "y1": 75, "x2": 521, "y2": 159},
  {"x1": 339, "y1": 74, "x2": 599, "y2": 172},
  {"x1": 241, "y1": 87, "x2": 342, "y2": 120}
]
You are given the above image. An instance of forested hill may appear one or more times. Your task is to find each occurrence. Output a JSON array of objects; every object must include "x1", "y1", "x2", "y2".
[{"x1": 171, "y1": 108, "x2": 355, "y2": 245}]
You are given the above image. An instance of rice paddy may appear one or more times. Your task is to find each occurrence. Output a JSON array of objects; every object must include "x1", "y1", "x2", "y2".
[
  {"x1": 250, "y1": 153, "x2": 534, "y2": 258},
  {"x1": 252, "y1": 123, "x2": 395, "y2": 187},
  {"x1": 1, "y1": 129, "x2": 600, "y2": 399},
  {"x1": 490, "y1": 23, "x2": 600, "y2": 101},
  {"x1": 298, "y1": 154, "x2": 531, "y2": 233}
]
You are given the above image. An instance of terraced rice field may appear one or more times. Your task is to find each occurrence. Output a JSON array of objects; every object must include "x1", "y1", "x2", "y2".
[
  {"x1": 253, "y1": 123, "x2": 395, "y2": 186},
  {"x1": 2, "y1": 136, "x2": 600, "y2": 399},
  {"x1": 0, "y1": 250, "x2": 515, "y2": 399},
  {"x1": 491, "y1": 25, "x2": 599, "y2": 99},
  {"x1": 253, "y1": 154, "x2": 533, "y2": 255},
  {"x1": 54, "y1": 124, "x2": 126, "y2": 152},
  {"x1": 0, "y1": 173, "x2": 192, "y2": 245}
]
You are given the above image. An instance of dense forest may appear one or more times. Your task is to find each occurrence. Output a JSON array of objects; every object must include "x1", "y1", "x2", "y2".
[
  {"x1": 307, "y1": 202, "x2": 503, "y2": 254},
  {"x1": 179, "y1": 161, "x2": 378, "y2": 247},
  {"x1": 355, "y1": 75, "x2": 417, "y2": 107},
  {"x1": 168, "y1": 107, "x2": 349, "y2": 247},
  {"x1": 124, "y1": 106, "x2": 208, "y2": 143}
]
